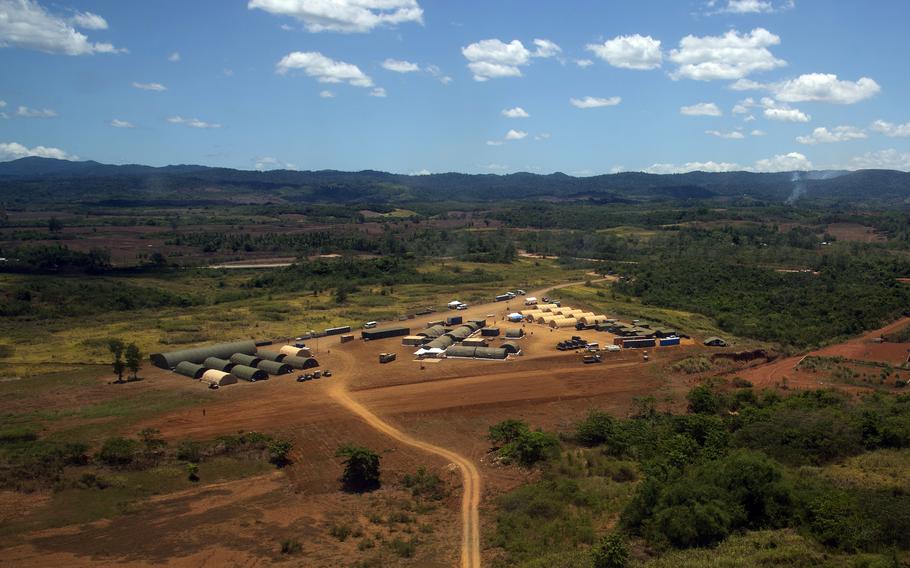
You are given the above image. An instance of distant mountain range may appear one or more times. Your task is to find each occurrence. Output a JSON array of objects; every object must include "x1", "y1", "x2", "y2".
[{"x1": 1, "y1": 157, "x2": 909, "y2": 207}]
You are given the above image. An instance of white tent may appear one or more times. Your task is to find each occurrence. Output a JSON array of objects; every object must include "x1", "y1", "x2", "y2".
[
  {"x1": 414, "y1": 347, "x2": 445, "y2": 358},
  {"x1": 508, "y1": 313, "x2": 523, "y2": 322}
]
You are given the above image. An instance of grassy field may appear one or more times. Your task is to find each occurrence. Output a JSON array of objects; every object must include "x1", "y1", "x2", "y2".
[{"x1": 0, "y1": 258, "x2": 586, "y2": 377}]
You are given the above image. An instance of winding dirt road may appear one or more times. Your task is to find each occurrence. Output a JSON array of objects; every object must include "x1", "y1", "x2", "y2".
[{"x1": 327, "y1": 384, "x2": 481, "y2": 568}]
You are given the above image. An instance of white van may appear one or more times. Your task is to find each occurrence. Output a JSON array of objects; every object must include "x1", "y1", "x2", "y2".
[
  {"x1": 524, "y1": 296, "x2": 538, "y2": 306},
  {"x1": 364, "y1": 321, "x2": 378, "y2": 328}
]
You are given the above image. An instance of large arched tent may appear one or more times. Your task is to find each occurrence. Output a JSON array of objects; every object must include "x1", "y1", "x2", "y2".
[
  {"x1": 445, "y1": 345, "x2": 477, "y2": 358},
  {"x1": 280, "y1": 345, "x2": 310, "y2": 358},
  {"x1": 417, "y1": 325, "x2": 446, "y2": 338},
  {"x1": 282, "y1": 356, "x2": 319, "y2": 370},
  {"x1": 231, "y1": 365, "x2": 268, "y2": 382},
  {"x1": 256, "y1": 350, "x2": 286, "y2": 362},
  {"x1": 550, "y1": 318, "x2": 578, "y2": 329},
  {"x1": 474, "y1": 347, "x2": 508, "y2": 360},
  {"x1": 150, "y1": 340, "x2": 257, "y2": 370},
  {"x1": 201, "y1": 369, "x2": 237, "y2": 387},
  {"x1": 426, "y1": 336, "x2": 455, "y2": 350},
  {"x1": 445, "y1": 326, "x2": 474, "y2": 341},
  {"x1": 580, "y1": 315, "x2": 609, "y2": 326},
  {"x1": 203, "y1": 357, "x2": 235, "y2": 372},
  {"x1": 174, "y1": 361, "x2": 206, "y2": 379},
  {"x1": 501, "y1": 341, "x2": 521, "y2": 354},
  {"x1": 257, "y1": 360, "x2": 293, "y2": 375},
  {"x1": 230, "y1": 353, "x2": 262, "y2": 368}
]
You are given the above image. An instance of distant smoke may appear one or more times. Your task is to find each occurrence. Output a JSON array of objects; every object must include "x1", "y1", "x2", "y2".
[
  {"x1": 785, "y1": 171, "x2": 805, "y2": 204},
  {"x1": 785, "y1": 170, "x2": 847, "y2": 204}
]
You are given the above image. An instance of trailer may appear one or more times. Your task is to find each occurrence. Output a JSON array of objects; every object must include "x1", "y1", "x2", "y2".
[
  {"x1": 495, "y1": 294, "x2": 511, "y2": 302},
  {"x1": 379, "y1": 352, "x2": 397, "y2": 364},
  {"x1": 340, "y1": 334, "x2": 355, "y2": 343},
  {"x1": 325, "y1": 325, "x2": 352, "y2": 336}
]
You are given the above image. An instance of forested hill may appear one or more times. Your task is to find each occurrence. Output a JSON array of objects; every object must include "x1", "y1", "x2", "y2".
[{"x1": 1, "y1": 156, "x2": 908, "y2": 206}]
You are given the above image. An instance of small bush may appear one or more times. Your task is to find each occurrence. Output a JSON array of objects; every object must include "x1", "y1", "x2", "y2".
[
  {"x1": 280, "y1": 539, "x2": 302, "y2": 555},
  {"x1": 176, "y1": 440, "x2": 202, "y2": 463},
  {"x1": 389, "y1": 537, "x2": 417, "y2": 558},
  {"x1": 330, "y1": 523, "x2": 352, "y2": 541},
  {"x1": 97, "y1": 437, "x2": 139, "y2": 467},
  {"x1": 592, "y1": 532, "x2": 629, "y2": 568}
]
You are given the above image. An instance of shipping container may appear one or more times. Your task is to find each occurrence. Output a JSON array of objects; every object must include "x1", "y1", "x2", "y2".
[
  {"x1": 340, "y1": 334, "x2": 355, "y2": 343},
  {"x1": 623, "y1": 338, "x2": 656, "y2": 349},
  {"x1": 481, "y1": 327, "x2": 501, "y2": 337},
  {"x1": 495, "y1": 294, "x2": 511, "y2": 302},
  {"x1": 325, "y1": 326, "x2": 352, "y2": 336},
  {"x1": 446, "y1": 316, "x2": 463, "y2": 325},
  {"x1": 659, "y1": 336, "x2": 681, "y2": 346},
  {"x1": 362, "y1": 326, "x2": 411, "y2": 341}
]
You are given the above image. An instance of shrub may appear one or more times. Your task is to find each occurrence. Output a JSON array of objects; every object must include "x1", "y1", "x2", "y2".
[
  {"x1": 592, "y1": 532, "x2": 629, "y2": 568},
  {"x1": 268, "y1": 439, "x2": 293, "y2": 467},
  {"x1": 388, "y1": 537, "x2": 416, "y2": 558},
  {"x1": 97, "y1": 437, "x2": 139, "y2": 467},
  {"x1": 686, "y1": 384, "x2": 722, "y2": 414},
  {"x1": 401, "y1": 467, "x2": 446, "y2": 501},
  {"x1": 329, "y1": 524, "x2": 352, "y2": 541},
  {"x1": 336, "y1": 444, "x2": 381, "y2": 492},
  {"x1": 280, "y1": 539, "x2": 302, "y2": 554},
  {"x1": 575, "y1": 409, "x2": 617, "y2": 447},
  {"x1": 176, "y1": 440, "x2": 202, "y2": 463}
]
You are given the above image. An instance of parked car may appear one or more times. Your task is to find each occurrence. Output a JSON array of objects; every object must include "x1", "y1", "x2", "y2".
[
  {"x1": 456, "y1": 303, "x2": 468, "y2": 310},
  {"x1": 322, "y1": 369, "x2": 332, "y2": 377}
]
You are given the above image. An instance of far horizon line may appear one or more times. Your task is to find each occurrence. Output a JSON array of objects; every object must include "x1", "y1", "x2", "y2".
[{"x1": 0, "y1": 156, "x2": 889, "y2": 177}]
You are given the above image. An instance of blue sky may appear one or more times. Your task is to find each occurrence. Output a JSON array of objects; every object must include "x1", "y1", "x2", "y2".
[{"x1": 1, "y1": 0, "x2": 909, "y2": 174}]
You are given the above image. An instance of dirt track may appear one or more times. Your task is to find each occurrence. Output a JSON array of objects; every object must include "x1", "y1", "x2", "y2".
[{"x1": 328, "y1": 384, "x2": 481, "y2": 568}]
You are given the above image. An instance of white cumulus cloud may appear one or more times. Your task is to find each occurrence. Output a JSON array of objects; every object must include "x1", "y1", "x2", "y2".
[
  {"x1": 254, "y1": 156, "x2": 296, "y2": 171},
  {"x1": 669, "y1": 28, "x2": 786, "y2": 81},
  {"x1": 16, "y1": 105, "x2": 56, "y2": 117},
  {"x1": 645, "y1": 161, "x2": 742, "y2": 174},
  {"x1": 0, "y1": 140, "x2": 77, "y2": 161},
  {"x1": 570, "y1": 96, "x2": 621, "y2": 109},
  {"x1": 753, "y1": 151, "x2": 812, "y2": 171},
  {"x1": 681, "y1": 102, "x2": 722, "y2": 116},
  {"x1": 276, "y1": 51, "x2": 374, "y2": 89},
  {"x1": 247, "y1": 0, "x2": 423, "y2": 33},
  {"x1": 575, "y1": 58, "x2": 593, "y2": 68},
  {"x1": 168, "y1": 51, "x2": 180, "y2": 62},
  {"x1": 586, "y1": 34, "x2": 662, "y2": 70},
  {"x1": 0, "y1": 0, "x2": 123, "y2": 55},
  {"x1": 761, "y1": 97, "x2": 809, "y2": 122},
  {"x1": 705, "y1": 129, "x2": 745, "y2": 139},
  {"x1": 369, "y1": 87, "x2": 386, "y2": 97},
  {"x1": 871, "y1": 119, "x2": 910, "y2": 138},
  {"x1": 167, "y1": 116, "x2": 221, "y2": 129},
  {"x1": 71, "y1": 11, "x2": 107, "y2": 30},
  {"x1": 319, "y1": 90, "x2": 334, "y2": 98},
  {"x1": 796, "y1": 126, "x2": 866, "y2": 145},
  {"x1": 502, "y1": 107, "x2": 529, "y2": 118},
  {"x1": 381, "y1": 58, "x2": 419, "y2": 73},
  {"x1": 504, "y1": 129, "x2": 527, "y2": 140},
  {"x1": 109, "y1": 119, "x2": 134, "y2": 128},
  {"x1": 462, "y1": 38, "x2": 558, "y2": 81},
  {"x1": 132, "y1": 81, "x2": 166, "y2": 92},
  {"x1": 772, "y1": 73, "x2": 880, "y2": 104},
  {"x1": 847, "y1": 149, "x2": 910, "y2": 171}
]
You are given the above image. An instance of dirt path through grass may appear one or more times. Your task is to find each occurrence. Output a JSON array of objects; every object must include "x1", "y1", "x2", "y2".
[{"x1": 327, "y1": 382, "x2": 482, "y2": 568}]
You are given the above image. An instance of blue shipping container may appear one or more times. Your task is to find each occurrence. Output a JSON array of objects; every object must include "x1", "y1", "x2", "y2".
[
  {"x1": 659, "y1": 336, "x2": 681, "y2": 346},
  {"x1": 446, "y1": 316, "x2": 463, "y2": 325}
]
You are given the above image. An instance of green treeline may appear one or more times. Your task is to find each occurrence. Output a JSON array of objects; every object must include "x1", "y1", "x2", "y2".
[{"x1": 616, "y1": 253, "x2": 910, "y2": 347}]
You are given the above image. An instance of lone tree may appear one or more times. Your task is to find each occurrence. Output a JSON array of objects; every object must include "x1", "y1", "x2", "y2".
[
  {"x1": 336, "y1": 444, "x2": 381, "y2": 492},
  {"x1": 124, "y1": 343, "x2": 142, "y2": 381},
  {"x1": 592, "y1": 532, "x2": 630, "y2": 568},
  {"x1": 108, "y1": 339, "x2": 125, "y2": 383}
]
